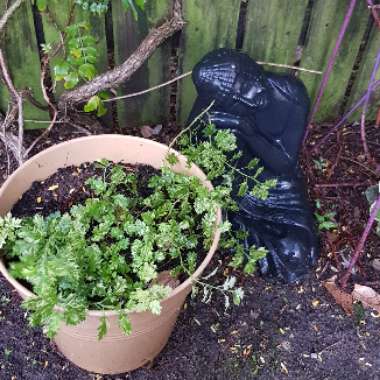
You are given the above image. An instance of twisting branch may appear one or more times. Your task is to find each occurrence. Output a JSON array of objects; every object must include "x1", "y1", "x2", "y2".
[
  {"x1": 339, "y1": 194, "x2": 380, "y2": 288},
  {"x1": 0, "y1": 49, "x2": 24, "y2": 164},
  {"x1": 0, "y1": 0, "x2": 24, "y2": 33},
  {"x1": 58, "y1": 0, "x2": 185, "y2": 109},
  {"x1": 313, "y1": 80, "x2": 380, "y2": 152}
]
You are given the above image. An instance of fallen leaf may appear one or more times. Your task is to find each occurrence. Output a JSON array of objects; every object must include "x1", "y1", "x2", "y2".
[
  {"x1": 152, "y1": 124, "x2": 162, "y2": 135},
  {"x1": 154, "y1": 271, "x2": 180, "y2": 289},
  {"x1": 311, "y1": 299, "x2": 320, "y2": 308},
  {"x1": 371, "y1": 258, "x2": 380, "y2": 272},
  {"x1": 323, "y1": 276, "x2": 353, "y2": 315},
  {"x1": 280, "y1": 362, "x2": 289, "y2": 375},
  {"x1": 48, "y1": 185, "x2": 59, "y2": 191},
  {"x1": 352, "y1": 284, "x2": 380, "y2": 313},
  {"x1": 141, "y1": 126, "x2": 154, "y2": 138}
]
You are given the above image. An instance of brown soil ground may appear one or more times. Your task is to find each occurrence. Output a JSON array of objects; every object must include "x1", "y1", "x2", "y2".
[{"x1": 0, "y1": 122, "x2": 379, "y2": 380}]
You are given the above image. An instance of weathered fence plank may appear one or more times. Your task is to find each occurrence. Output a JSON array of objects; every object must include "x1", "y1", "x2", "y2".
[
  {"x1": 0, "y1": 0, "x2": 49, "y2": 129},
  {"x1": 112, "y1": 0, "x2": 172, "y2": 129},
  {"x1": 178, "y1": 0, "x2": 241, "y2": 125},
  {"x1": 298, "y1": 0, "x2": 369, "y2": 122},
  {"x1": 1, "y1": 0, "x2": 380, "y2": 131},
  {"x1": 243, "y1": 0, "x2": 309, "y2": 73},
  {"x1": 345, "y1": 25, "x2": 380, "y2": 120}
]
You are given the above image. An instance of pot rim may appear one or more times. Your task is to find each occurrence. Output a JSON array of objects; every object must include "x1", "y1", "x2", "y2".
[{"x1": 0, "y1": 134, "x2": 222, "y2": 317}]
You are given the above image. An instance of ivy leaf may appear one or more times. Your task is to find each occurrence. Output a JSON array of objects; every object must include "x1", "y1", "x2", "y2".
[
  {"x1": 98, "y1": 91, "x2": 111, "y2": 100},
  {"x1": 79, "y1": 63, "x2": 97, "y2": 81},
  {"x1": 97, "y1": 99, "x2": 107, "y2": 117},
  {"x1": 54, "y1": 62, "x2": 70, "y2": 81},
  {"x1": 35, "y1": 0, "x2": 47, "y2": 11},
  {"x1": 64, "y1": 72, "x2": 79, "y2": 89},
  {"x1": 135, "y1": 0, "x2": 145, "y2": 10},
  {"x1": 97, "y1": 316, "x2": 108, "y2": 340},
  {"x1": 84, "y1": 95, "x2": 100, "y2": 113}
]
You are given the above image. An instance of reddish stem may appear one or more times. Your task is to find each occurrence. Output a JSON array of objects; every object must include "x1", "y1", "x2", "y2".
[
  {"x1": 367, "y1": 0, "x2": 380, "y2": 29},
  {"x1": 304, "y1": 0, "x2": 357, "y2": 144},
  {"x1": 339, "y1": 194, "x2": 380, "y2": 288},
  {"x1": 313, "y1": 80, "x2": 380, "y2": 152}
]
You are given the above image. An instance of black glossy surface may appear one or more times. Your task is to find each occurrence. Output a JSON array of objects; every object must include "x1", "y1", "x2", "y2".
[{"x1": 188, "y1": 48, "x2": 319, "y2": 282}]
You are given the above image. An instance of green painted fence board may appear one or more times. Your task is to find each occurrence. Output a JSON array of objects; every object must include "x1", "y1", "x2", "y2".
[
  {"x1": 0, "y1": 0, "x2": 49, "y2": 129},
  {"x1": 1, "y1": 0, "x2": 380, "y2": 130},
  {"x1": 41, "y1": 1, "x2": 108, "y2": 97},
  {"x1": 112, "y1": 0, "x2": 172, "y2": 129},
  {"x1": 345, "y1": 25, "x2": 380, "y2": 121},
  {"x1": 298, "y1": 0, "x2": 369, "y2": 122},
  {"x1": 178, "y1": 0, "x2": 241, "y2": 125},
  {"x1": 243, "y1": 0, "x2": 309, "y2": 73}
]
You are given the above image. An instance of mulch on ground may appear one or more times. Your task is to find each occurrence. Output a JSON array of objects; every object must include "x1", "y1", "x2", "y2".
[{"x1": 0, "y1": 122, "x2": 379, "y2": 380}]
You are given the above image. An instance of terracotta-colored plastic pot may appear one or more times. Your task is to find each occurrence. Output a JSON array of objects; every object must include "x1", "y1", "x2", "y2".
[{"x1": 0, "y1": 135, "x2": 221, "y2": 374}]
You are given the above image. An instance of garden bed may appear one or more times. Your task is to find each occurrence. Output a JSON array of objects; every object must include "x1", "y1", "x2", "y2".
[{"x1": 0, "y1": 122, "x2": 379, "y2": 379}]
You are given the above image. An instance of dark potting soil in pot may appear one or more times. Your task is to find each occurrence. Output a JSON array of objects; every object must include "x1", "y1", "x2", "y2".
[{"x1": 11, "y1": 162, "x2": 159, "y2": 218}]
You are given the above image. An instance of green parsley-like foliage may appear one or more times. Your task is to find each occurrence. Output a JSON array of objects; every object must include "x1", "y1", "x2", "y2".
[
  {"x1": 0, "y1": 160, "x2": 221, "y2": 339},
  {"x1": 0, "y1": 125, "x2": 272, "y2": 339},
  {"x1": 176, "y1": 121, "x2": 275, "y2": 275}
]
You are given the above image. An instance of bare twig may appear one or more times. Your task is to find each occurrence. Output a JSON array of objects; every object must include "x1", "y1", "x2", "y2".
[
  {"x1": 103, "y1": 61, "x2": 322, "y2": 104},
  {"x1": 103, "y1": 71, "x2": 192, "y2": 103},
  {"x1": 58, "y1": 0, "x2": 185, "y2": 109},
  {"x1": 341, "y1": 156, "x2": 379, "y2": 177},
  {"x1": 168, "y1": 101, "x2": 215, "y2": 151},
  {"x1": 340, "y1": 195, "x2": 380, "y2": 288},
  {"x1": 25, "y1": 56, "x2": 58, "y2": 158},
  {"x1": 256, "y1": 61, "x2": 322, "y2": 74},
  {"x1": 314, "y1": 182, "x2": 370, "y2": 189},
  {"x1": 313, "y1": 80, "x2": 380, "y2": 152},
  {"x1": 0, "y1": 0, "x2": 24, "y2": 33}
]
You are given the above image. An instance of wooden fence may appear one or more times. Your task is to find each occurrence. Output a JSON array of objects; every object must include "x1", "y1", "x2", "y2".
[{"x1": 0, "y1": 0, "x2": 379, "y2": 130}]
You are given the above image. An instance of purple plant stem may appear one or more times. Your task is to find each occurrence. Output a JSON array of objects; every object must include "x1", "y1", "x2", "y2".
[
  {"x1": 360, "y1": 46, "x2": 380, "y2": 160},
  {"x1": 340, "y1": 194, "x2": 380, "y2": 288},
  {"x1": 303, "y1": 0, "x2": 357, "y2": 144},
  {"x1": 313, "y1": 79, "x2": 380, "y2": 151}
]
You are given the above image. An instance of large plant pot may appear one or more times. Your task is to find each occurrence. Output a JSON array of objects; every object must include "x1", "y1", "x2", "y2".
[{"x1": 0, "y1": 135, "x2": 221, "y2": 374}]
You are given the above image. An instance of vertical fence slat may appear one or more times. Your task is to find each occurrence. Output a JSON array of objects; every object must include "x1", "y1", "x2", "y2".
[
  {"x1": 112, "y1": 0, "x2": 172, "y2": 129},
  {"x1": 243, "y1": 0, "x2": 309, "y2": 73},
  {"x1": 0, "y1": 0, "x2": 49, "y2": 129},
  {"x1": 177, "y1": 0, "x2": 241, "y2": 125},
  {"x1": 41, "y1": 1, "x2": 109, "y2": 96},
  {"x1": 345, "y1": 26, "x2": 380, "y2": 120},
  {"x1": 298, "y1": 0, "x2": 369, "y2": 122}
]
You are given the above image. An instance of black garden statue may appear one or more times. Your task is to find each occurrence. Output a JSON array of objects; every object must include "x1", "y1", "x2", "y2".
[{"x1": 187, "y1": 48, "x2": 319, "y2": 283}]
